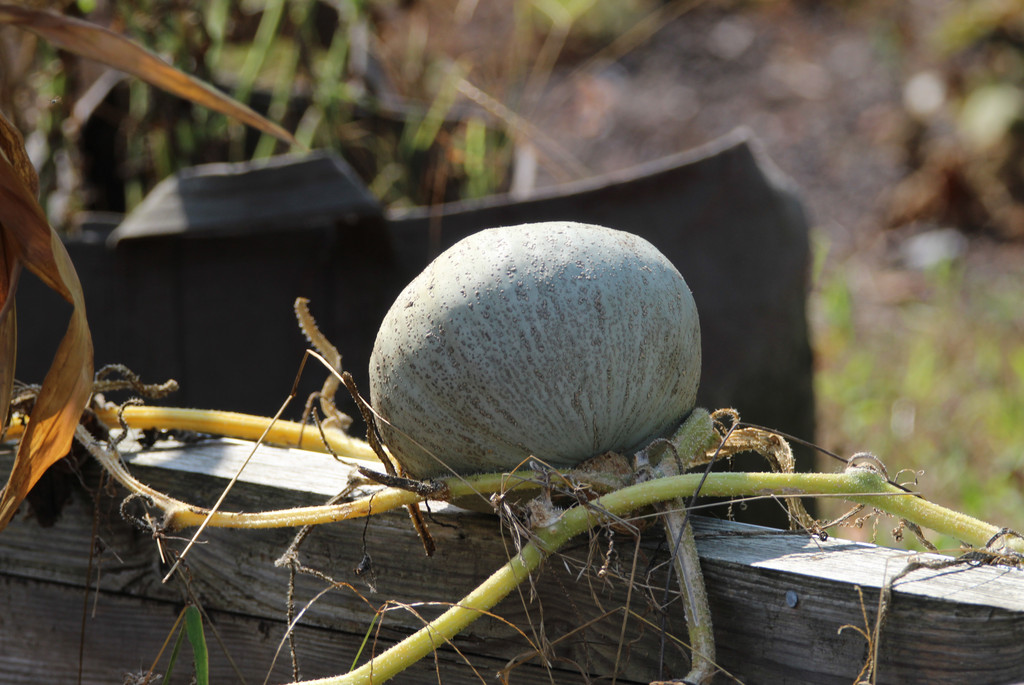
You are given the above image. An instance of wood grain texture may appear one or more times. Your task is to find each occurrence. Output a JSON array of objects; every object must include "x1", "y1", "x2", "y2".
[
  {"x1": 2, "y1": 440, "x2": 1023, "y2": 684},
  {"x1": 0, "y1": 573, "x2": 534, "y2": 685}
]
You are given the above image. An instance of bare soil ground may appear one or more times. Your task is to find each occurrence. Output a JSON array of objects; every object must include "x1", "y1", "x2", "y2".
[{"x1": 529, "y1": 3, "x2": 907, "y2": 250}]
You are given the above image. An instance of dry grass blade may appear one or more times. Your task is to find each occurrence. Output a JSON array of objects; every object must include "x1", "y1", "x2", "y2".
[
  {"x1": 0, "y1": 4, "x2": 297, "y2": 147},
  {"x1": 0, "y1": 148, "x2": 94, "y2": 530}
]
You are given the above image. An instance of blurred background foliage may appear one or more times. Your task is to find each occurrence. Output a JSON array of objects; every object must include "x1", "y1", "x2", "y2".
[
  {"x1": 813, "y1": 0, "x2": 1024, "y2": 546},
  {"x1": 7, "y1": 1, "x2": 1024, "y2": 235},
  {"x1": 888, "y1": 0, "x2": 1024, "y2": 240},
  {"x1": 3, "y1": 0, "x2": 1024, "y2": 547}
]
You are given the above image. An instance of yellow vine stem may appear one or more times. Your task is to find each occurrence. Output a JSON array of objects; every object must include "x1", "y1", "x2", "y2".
[
  {"x1": 158, "y1": 472, "x2": 530, "y2": 530},
  {"x1": 0, "y1": 404, "x2": 383, "y2": 461},
  {"x1": 296, "y1": 468, "x2": 1024, "y2": 685},
  {"x1": 88, "y1": 405, "x2": 380, "y2": 462},
  {"x1": 76, "y1": 413, "x2": 1019, "y2": 550},
  {"x1": 46, "y1": 405, "x2": 1023, "y2": 683},
  {"x1": 76, "y1": 430, "x2": 531, "y2": 531},
  {"x1": 70, "y1": 423, "x2": 1024, "y2": 684}
]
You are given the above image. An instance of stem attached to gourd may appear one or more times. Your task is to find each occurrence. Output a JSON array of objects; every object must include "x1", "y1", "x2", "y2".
[
  {"x1": 291, "y1": 409, "x2": 1022, "y2": 685},
  {"x1": 78, "y1": 416, "x2": 1016, "y2": 551},
  {"x1": 647, "y1": 409, "x2": 720, "y2": 684}
]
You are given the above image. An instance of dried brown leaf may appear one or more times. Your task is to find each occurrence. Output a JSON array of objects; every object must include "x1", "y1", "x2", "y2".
[
  {"x1": 0, "y1": 126, "x2": 71, "y2": 298},
  {"x1": 0, "y1": 4, "x2": 297, "y2": 147},
  {"x1": 0, "y1": 158, "x2": 20, "y2": 428},
  {"x1": 0, "y1": 150, "x2": 93, "y2": 531},
  {"x1": 0, "y1": 109, "x2": 38, "y2": 198},
  {"x1": 0, "y1": 113, "x2": 34, "y2": 428}
]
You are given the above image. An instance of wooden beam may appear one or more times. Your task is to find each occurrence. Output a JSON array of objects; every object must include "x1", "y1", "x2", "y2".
[{"x1": 1, "y1": 440, "x2": 1022, "y2": 684}]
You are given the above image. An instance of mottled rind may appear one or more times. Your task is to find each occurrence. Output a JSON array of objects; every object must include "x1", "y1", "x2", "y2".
[{"x1": 369, "y1": 221, "x2": 701, "y2": 477}]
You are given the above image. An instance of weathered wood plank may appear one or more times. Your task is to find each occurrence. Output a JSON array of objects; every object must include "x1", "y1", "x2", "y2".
[
  {"x1": 0, "y1": 444, "x2": 688, "y2": 684},
  {"x1": 694, "y1": 519, "x2": 1024, "y2": 684},
  {"x1": 0, "y1": 573, "x2": 533, "y2": 685},
  {"x1": 697, "y1": 518, "x2": 1024, "y2": 611},
  {"x1": 2, "y1": 440, "x2": 1024, "y2": 684}
]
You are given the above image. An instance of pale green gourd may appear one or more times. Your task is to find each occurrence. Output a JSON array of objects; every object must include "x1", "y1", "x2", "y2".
[{"x1": 369, "y1": 221, "x2": 701, "y2": 478}]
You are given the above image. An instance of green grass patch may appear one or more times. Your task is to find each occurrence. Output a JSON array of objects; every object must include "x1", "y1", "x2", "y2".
[{"x1": 813, "y1": 242, "x2": 1024, "y2": 548}]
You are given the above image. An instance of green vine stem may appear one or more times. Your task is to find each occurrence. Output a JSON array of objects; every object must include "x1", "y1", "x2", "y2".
[
  {"x1": 61, "y1": 403, "x2": 995, "y2": 546},
  {"x1": 77, "y1": 428, "x2": 537, "y2": 530},
  {"x1": 295, "y1": 465, "x2": 1023, "y2": 685},
  {"x1": 645, "y1": 408, "x2": 717, "y2": 684},
  {"x1": 173, "y1": 469, "x2": 1017, "y2": 548},
  {"x1": 72, "y1": 419, "x2": 1023, "y2": 684},
  {"x1": 80, "y1": 415, "x2": 1020, "y2": 548},
  {"x1": 658, "y1": 501, "x2": 715, "y2": 683}
]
